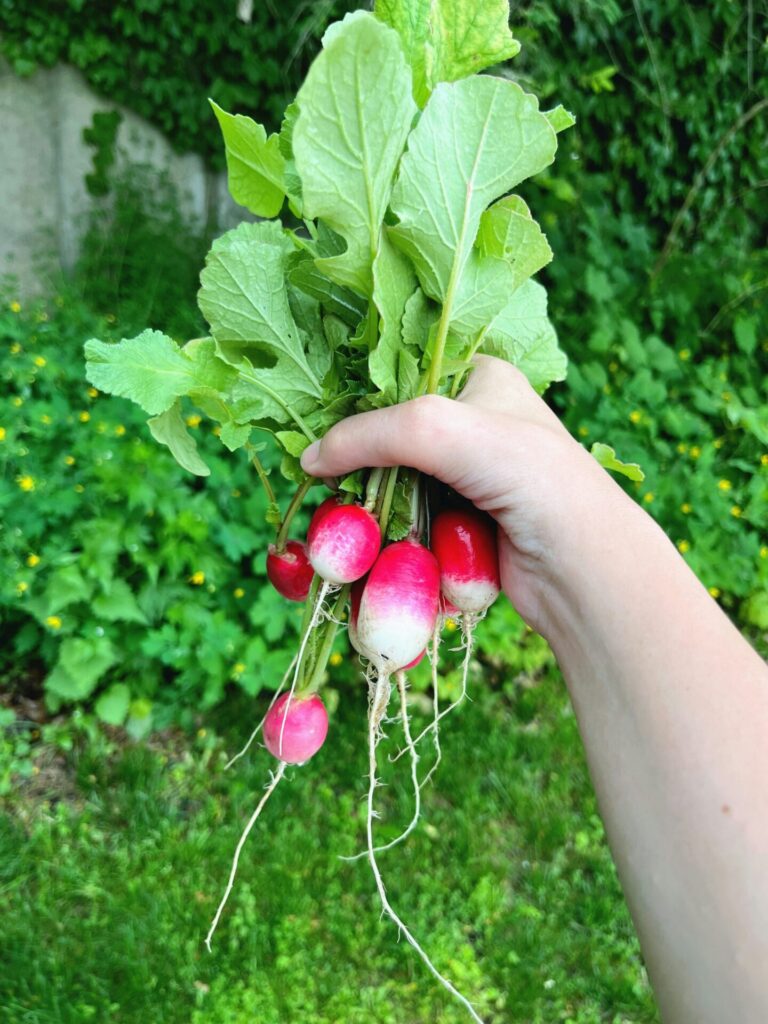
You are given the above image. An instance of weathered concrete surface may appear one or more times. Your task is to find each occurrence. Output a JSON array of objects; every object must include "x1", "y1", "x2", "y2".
[{"x1": 0, "y1": 61, "x2": 242, "y2": 295}]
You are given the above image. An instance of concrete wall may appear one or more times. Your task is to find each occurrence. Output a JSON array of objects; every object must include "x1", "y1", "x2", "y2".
[{"x1": 0, "y1": 60, "x2": 242, "y2": 295}]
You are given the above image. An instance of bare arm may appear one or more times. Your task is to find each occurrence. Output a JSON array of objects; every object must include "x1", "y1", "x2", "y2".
[{"x1": 301, "y1": 356, "x2": 768, "y2": 1023}]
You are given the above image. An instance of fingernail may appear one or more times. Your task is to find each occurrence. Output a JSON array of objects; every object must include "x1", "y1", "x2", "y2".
[{"x1": 301, "y1": 441, "x2": 321, "y2": 471}]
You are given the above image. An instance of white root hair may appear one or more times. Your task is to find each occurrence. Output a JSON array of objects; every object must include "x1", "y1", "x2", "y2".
[
  {"x1": 205, "y1": 760, "x2": 287, "y2": 951},
  {"x1": 224, "y1": 653, "x2": 298, "y2": 770},
  {"x1": 364, "y1": 671, "x2": 487, "y2": 1024}
]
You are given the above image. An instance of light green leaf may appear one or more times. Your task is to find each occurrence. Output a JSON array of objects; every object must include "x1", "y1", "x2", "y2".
[
  {"x1": 590, "y1": 442, "x2": 646, "y2": 482},
  {"x1": 275, "y1": 430, "x2": 311, "y2": 458},
  {"x1": 219, "y1": 420, "x2": 252, "y2": 451},
  {"x1": 198, "y1": 222, "x2": 324, "y2": 426},
  {"x1": 287, "y1": 251, "x2": 367, "y2": 326},
  {"x1": 210, "y1": 100, "x2": 286, "y2": 217},
  {"x1": 477, "y1": 195, "x2": 553, "y2": 291},
  {"x1": 147, "y1": 403, "x2": 211, "y2": 477},
  {"x1": 59, "y1": 637, "x2": 117, "y2": 699},
  {"x1": 95, "y1": 683, "x2": 131, "y2": 726},
  {"x1": 375, "y1": 0, "x2": 520, "y2": 107},
  {"x1": 41, "y1": 565, "x2": 94, "y2": 614},
  {"x1": 390, "y1": 76, "x2": 557, "y2": 335},
  {"x1": 369, "y1": 234, "x2": 417, "y2": 402},
  {"x1": 401, "y1": 287, "x2": 437, "y2": 353},
  {"x1": 544, "y1": 105, "x2": 576, "y2": 133},
  {"x1": 481, "y1": 279, "x2": 567, "y2": 392},
  {"x1": 397, "y1": 348, "x2": 421, "y2": 401},
  {"x1": 85, "y1": 330, "x2": 202, "y2": 417},
  {"x1": 293, "y1": 11, "x2": 417, "y2": 295},
  {"x1": 93, "y1": 580, "x2": 147, "y2": 624}
]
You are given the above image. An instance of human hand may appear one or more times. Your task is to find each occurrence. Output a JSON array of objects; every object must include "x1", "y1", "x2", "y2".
[{"x1": 301, "y1": 355, "x2": 629, "y2": 636}]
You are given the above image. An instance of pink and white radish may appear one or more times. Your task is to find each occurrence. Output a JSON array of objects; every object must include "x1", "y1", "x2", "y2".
[
  {"x1": 356, "y1": 539, "x2": 440, "y2": 672},
  {"x1": 267, "y1": 540, "x2": 314, "y2": 601},
  {"x1": 307, "y1": 500, "x2": 381, "y2": 585},
  {"x1": 430, "y1": 509, "x2": 500, "y2": 617},
  {"x1": 263, "y1": 691, "x2": 329, "y2": 764}
]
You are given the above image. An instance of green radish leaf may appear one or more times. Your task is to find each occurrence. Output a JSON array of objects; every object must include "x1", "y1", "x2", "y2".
[
  {"x1": 95, "y1": 683, "x2": 131, "y2": 726},
  {"x1": 93, "y1": 579, "x2": 148, "y2": 624},
  {"x1": 477, "y1": 195, "x2": 553, "y2": 291},
  {"x1": 219, "y1": 420, "x2": 252, "y2": 451},
  {"x1": 275, "y1": 430, "x2": 311, "y2": 458},
  {"x1": 369, "y1": 234, "x2": 417, "y2": 402},
  {"x1": 375, "y1": 0, "x2": 520, "y2": 107},
  {"x1": 287, "y1": 250, "x2": 367, "y2": 326},
  {"x1": 147, "y1": 402, "x2": 211, "y2": 477},
  {"x1": 199, "y1": 222, "x2": 326, "y2": 426},
  {"x1": 543, "y1": 105, "x2": 576, "y2": 133},
  {"x1": 293, "y1": 11, "x2": 417, "y2": 296},
  {"x1": 339, "y1": 470, "x2": 364, "y2": 495},
  {"x1": 85, "y1": 330, "x2": 208, "y2": 417},
  {"x1": 590, "y1": 442, "x2": 646, "y2": 482},
  {"x1": 390, "y1": 76, "x2": 557, "y2": 336},
  {"x1": 401, "y1": 287, "x2": 437, "y2": 353},
  {"x1": 279, "y1": 100, "x2": 303, "y2": 208},
  {"x1": 480, "y1": 279, "x2": 567, "y2": 392},
  {"x1": 384, "y1": 479, "x2": 413, "y2": 541},
  {"x1": 210, "y1": 100, "x2": 286, "y2": 217},
  {"x1": 397, "y1": 348, "x2": 421, "y2": 401}
]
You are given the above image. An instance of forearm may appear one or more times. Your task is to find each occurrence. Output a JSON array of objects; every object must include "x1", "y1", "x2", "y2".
[{"x1": 540, "y1": 479, "x2": 768, "y2": 1022}]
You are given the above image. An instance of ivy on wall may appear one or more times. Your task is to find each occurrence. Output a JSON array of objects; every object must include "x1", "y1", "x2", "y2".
[{"x1": 0, "y1": 0, "x2": 356, "y2": 170}]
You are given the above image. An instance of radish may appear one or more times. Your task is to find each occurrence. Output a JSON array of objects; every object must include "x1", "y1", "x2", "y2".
[
  {"x1": 430, "y1": 509, "x2": 500, "y2": 616},
  {"x1": 356, "y1": 539, "x2": 440, "y2": 672},
  {"x1": 267, "y1": 540, "x2": 314, "y2": 601},
  {"x1": 263, "y1": 691, "x2": 329, "y2": 764},
  {"x1": 307, "y1": 501, "x2": 381, "y2": 585},
  {"x1": 402, "y1": 649, "x2": 425, "y2": 670}
]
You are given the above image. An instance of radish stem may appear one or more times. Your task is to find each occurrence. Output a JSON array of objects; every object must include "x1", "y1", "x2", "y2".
[{"x1": 275, "y1": 477, "x2": 313, "y2": 552}]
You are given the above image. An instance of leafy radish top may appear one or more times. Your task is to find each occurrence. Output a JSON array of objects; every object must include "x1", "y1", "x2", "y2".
[{"x1": 83, "y1": 0, "x2": 575, "y2": 526}]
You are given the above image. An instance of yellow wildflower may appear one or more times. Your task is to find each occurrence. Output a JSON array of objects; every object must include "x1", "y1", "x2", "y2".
[
  {"x1": 40, "y1": 414, "x2": 51, "y2": 425},
  {"x1": 87, "y1": 387, "x2": 98, "y2": 398},
  {"x1": 0, "y1": 427, "x2": 5, "y2": 441},
  {"x1": 578, "y1": 425, "x2": 589, "y2": 438},
  {"x1": 16, "y1": 581, "x2": 28, "y2": 594},
  {"x1": 708, "y1": 587, "x2": 721, "y2": 599},
  {"x1": 717, "y1": 479, "x2": 732, "y2": 492},
  {"x1": 629, "y1": 410, "x2": 642, "y2": 424},
  {"x1": 678, "y1": 349, "x2": 690, "y2": 361},
  {"x1": 761, "y1": 454, "x2": 768, "y2": 467},
  {"x1": 329, "y1": 652, "x2": 343, "y2": 667},
  {"x1": 233, "y1": 587, "x2": 245, "y2": 599},
  {"x1": 12, "y1": 396, "x2": 23, "y2": 407},
  {"x1": 10, "y1": 300, "x2": 21, "y2": 313},
  {"x1": 26, "y1": 554, "x2": 40, "y2": 567},
  {"x1": 677, "y1": 539, "x2": 690, "y2": 554},
  {"x1": 730, "y1": 505, "x2": 742, "y2": 518},
  {"x1": 17, "y1": 475, "x2": 35, "y2": 492},
  {"x1": 643, "y1": 492, "x2": 655, "y2": 504},
  {"x1": 34, "y1": 356, "x2": 46, "y2": 368},
  {"x1": 760, "y1": 547, "x2": 768, "y2": 560},
  {"x1": 232, "y1": 663, "x2": 246, "y2": 675},
  {"x1": 10, "y1": 342, "x2": 21, "y2": 355},
  {"x1": 45, "y1": 615, "x2": 62, "y2": 630},
  {"x1": 186, "y1": 414, "x2": 202, "y2": 428},
  {"x1": 713, "y1": 438, "x2": 724, "y2": 449},
  {"x1": 64, "y1": 455, "x2": 75, "y2": 466},
  {"x1": 445, "y1": 618, "x2": 458, "y2": 633},
  {"x1": 689, "y1": 446, "x2": 701, "y2": 459},
  {"x1": 190, "y1": 571, "x2": 205, "y2": 585},
  {"x1": 79, "y1": 411, "x2": 90, "y2": 423},
  {"x1": 681, "y1": 503, "x2": 692, "y2": 514},
  {"x1": 115, "y1": 424, "x2": 126, "y2": 436},
  {"x1": 212, "y1": 425, "x2": 222, "y2": 437}
]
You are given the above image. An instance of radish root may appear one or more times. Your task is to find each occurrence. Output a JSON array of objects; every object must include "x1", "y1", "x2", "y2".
[
  {"x1": 364, "y1": 671, "x2": 487, "y2": 1024},
  {"x1": 418, "y1": 626, "x2": 443, "y2": 790},
  {"x1": 205, "y1": 760, "x2": 287, "y2": 951},
  {"x1": 224, "y1": 654, "x2": 298, "y2": 770}
]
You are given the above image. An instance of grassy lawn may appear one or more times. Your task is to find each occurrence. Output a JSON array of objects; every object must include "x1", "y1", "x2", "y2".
[{"x1": 1, "y1": 667, "x2": 658, "y2": 1024}]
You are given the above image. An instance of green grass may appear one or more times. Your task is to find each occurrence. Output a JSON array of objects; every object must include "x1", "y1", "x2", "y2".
[{"x1": 0, "y1": 668, "x2": 658, "y2": 1024}]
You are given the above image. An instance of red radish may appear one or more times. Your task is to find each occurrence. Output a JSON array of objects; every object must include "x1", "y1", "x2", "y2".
[
  {"x1": 307, "y1": 501, "x2": 381, "y2": 585},
  {"x1": 267, "y1": 540, "x2": 314, "y2": 601},
  {"x1": 263, "y1": 692, "x2": 328, "y2": 764},
  {"x1": 356, "y1": 539, "x2": 440, "y2": 671},
  {"x1": 430, "y1": 509, "x2": 500, "y2": 616},
  {"x1": 402, "y1": 649, "x2": 426, "y2": 670}
]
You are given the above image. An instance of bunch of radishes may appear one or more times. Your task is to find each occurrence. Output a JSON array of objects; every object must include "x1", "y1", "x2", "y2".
[{"x1": 261, "y1": 479, "x2": 501, "y2": 766}]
